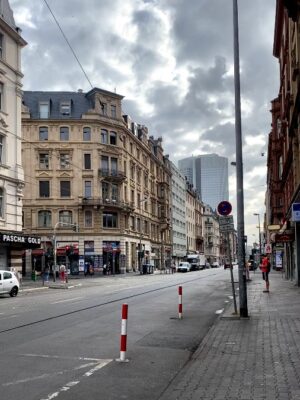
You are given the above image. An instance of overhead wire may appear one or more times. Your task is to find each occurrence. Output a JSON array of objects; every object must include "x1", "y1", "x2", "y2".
[{"x1": 43, "y1": 0, "x2": 93, "y2": 89}]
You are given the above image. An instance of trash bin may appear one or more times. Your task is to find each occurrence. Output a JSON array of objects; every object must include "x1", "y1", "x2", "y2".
[{"x1": 31, "y1": 270, "x2": 37, "y2": 281}]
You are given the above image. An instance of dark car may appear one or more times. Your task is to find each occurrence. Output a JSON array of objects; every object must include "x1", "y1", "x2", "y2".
[{"x1": 224, "y1": 263, "x2": 231, "y2": 270}]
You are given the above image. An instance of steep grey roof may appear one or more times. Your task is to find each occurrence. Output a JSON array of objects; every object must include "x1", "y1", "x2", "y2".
[
  {"x1": 23, "y1": 91, "x2": 94, "y2": 120},
  {"x1": 1, "y1": 0, "x2": 16, "y2": 30}
]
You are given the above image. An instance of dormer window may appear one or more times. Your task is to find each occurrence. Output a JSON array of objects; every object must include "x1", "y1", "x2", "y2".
[
  {"x1": 60, "y1": 101, "x2": 71, "y2": 115},
  {"x1": 39, "y1": 102, "x2": 50, "y2": 119}
]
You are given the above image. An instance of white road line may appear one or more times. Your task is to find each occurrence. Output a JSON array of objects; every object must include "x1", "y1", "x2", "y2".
[
  {"x1": 39, "y1": 360, "x2": 112, "y2": 400},
  {"x1": 51, "y1": 297, "x2": 83, "y2": 304},
  {"x1": 20, "y1": 353, "x2": 102, "y2": 361},
  {"x1": 0, "y1": 314, "x2": 18, "y2": 320},
  {"x1": 215, "y1": 308, "x2": 224, "y2": 314}
]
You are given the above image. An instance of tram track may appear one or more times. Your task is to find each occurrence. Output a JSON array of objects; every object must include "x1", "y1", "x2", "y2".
[{"x1": 0, "y1": 272, "x2": 221, "y2": 334}]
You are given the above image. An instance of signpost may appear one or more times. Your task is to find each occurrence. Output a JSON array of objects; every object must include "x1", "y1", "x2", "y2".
[{"x1": 217, "y1": 202, "x2": 237, "y2": 314}]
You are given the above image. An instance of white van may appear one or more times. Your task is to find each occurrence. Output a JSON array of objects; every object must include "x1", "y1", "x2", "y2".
[{"x1": 0, "y1": 270, "x2": 19, "y2": 297}]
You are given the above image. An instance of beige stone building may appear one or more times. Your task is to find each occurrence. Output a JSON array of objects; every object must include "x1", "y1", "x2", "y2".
[{"x1": 21, "y1": 87, "x2": 171, "y2": 275}]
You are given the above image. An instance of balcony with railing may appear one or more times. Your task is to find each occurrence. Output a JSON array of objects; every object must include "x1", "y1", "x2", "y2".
[
  {"x1": 98, "y1": 168, "x2": 126, "y2": 182},
  {"x1": 79, "y1": 197, "x2": 134, "y2": 212}
]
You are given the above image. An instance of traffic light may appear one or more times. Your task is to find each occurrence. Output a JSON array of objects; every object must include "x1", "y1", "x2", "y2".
[{"x1": 65, "y1": 245, "x2": 71, "y2": 257}]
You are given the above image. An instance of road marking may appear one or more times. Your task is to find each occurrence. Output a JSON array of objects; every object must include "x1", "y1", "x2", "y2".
[
  {"x1": 0, "y1": 314, "x2": 18, "y2": 320},
  {"x1": 39, "y1": 360, "x2": 112, "y2": 400},
  {"x1": 20, "y1": 353, "x2": 102, "y2": 361},
  {"x1": 51, "y1": 297, "x2": 83, "y2": 304},
  {"x1": 215, "y1": 308, "x2": 224, "y2": 314}
]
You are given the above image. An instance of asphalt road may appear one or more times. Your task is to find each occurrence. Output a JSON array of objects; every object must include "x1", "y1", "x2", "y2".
[{"x1": 0, "y1": 268, "x2": 237, "y2": 400}]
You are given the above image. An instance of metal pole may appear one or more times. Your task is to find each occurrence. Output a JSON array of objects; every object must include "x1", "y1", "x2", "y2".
[
  {"x1": 53, "y1": 229, "x2": 57, "y2": 282},
  {"x1": 233, "y1": 0, "x2": 248, "y2": 317},
  {"x1": 227, "y1": 232, "x2": 237, "y2": 314},
  {"x1": 139, "y1": 234, "x2": 142, "y2": 274}
]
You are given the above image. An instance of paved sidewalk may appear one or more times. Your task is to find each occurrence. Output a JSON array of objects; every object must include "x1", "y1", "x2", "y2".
[{"x1": 159, "y1": 271, "x2": 300, "y2": 400}]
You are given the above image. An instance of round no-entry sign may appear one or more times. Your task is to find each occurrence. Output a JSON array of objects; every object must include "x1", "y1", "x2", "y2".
[{"x1": 217, "y1": 201, "x2": 232, "y2": 216}]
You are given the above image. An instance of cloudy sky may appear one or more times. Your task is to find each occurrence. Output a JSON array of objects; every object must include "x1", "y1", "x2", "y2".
[{"x1": 11, "y1": 0, "x2": 278, "y2": 244}]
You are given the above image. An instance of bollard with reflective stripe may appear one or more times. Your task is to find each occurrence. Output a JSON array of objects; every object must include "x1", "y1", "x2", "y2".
[
  {"x1": 178, "y1": 286, "x2": 183, "y2": 319},
  {"x1": 116, "y1": 303, "x2": 129, "y2": 362}
]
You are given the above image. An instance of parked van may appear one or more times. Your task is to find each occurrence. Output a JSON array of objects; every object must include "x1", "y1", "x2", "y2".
[{"x1": 0, "y1": 270, "x2": 19, "y2": 297}]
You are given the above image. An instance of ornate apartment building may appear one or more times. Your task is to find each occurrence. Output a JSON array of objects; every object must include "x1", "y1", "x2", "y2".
[
  {"x1": 21, "y1": 87, "x2": 172, "y2": 274},
  {"x1": 203, "y1": 205, "x2": 220, "y2": 264},
  {"x1": 267, "y1": 0, "x2": 300, "y2": 282},
  {"x1": 0, "y1": 1, "x2": 41, "y2": 272}
]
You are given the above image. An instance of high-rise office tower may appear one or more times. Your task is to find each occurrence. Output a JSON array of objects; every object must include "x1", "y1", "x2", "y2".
[{"x1": 178, "y1": 154, "x2": 228, "y2": 210}]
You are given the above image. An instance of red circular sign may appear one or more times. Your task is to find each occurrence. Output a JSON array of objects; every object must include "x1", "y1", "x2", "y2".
[{"x1": 217, "y1": 201, "x2": 232, "y2": 216}]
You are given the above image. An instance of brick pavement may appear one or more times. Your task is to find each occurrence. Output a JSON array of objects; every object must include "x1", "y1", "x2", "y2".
[{"x1": 159, "y1": 271, "x2": 300, "y2": 400}]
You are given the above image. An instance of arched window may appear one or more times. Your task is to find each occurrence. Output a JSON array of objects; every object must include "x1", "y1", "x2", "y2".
[
  {"x1": 60, "y1": 126, "x2": 69, "y2": 141},
  {"x1": 38, "y1": 210, "x2": 52, "y2": 227},
  {"x1": 59, "y1": 210, "x2": 72, "y2": 224},
  {"x1": 110, "y1": 131, "x2": 117, "y2": 145},
  {"x1": 39, "y1": 126, "x2": 48, "y2": 141},
  {"x1": 101, "y1": 129, "x2": 108, "y2": 144},
  {"x1": 83, "y1": 127, "x2": 91, "y2": 141}
]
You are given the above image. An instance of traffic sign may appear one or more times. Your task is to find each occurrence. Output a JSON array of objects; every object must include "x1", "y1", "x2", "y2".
[
  {"x1": 219, "y1": 216, "x2": 233, "y2": 226},
  {"x1": 217, "y1": 201, "x2": 232, "y2": 216}
]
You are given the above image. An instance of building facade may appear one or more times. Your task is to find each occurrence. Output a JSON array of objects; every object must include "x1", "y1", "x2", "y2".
[
  {"x1": 267, "y1": 0, "x2": 300, "y2": 282},
  {"x1": 178, "y1": 154, "x2": 229, "y2": 210},
  {"x1": 22, "y1": 88, "x2": 172, "y2": 274},
  {"x1": 203, "y1": 205, "x2": 220, "y2": 264},
  {"x1": 0, "y1": 1, "x2": 41, "y2": 272},
  {"x1": 170, "y1": 161, "x2": 186, "y2": 263}
]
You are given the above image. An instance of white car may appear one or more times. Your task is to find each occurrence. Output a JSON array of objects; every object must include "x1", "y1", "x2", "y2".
[
  {"x1": 0, "y1": 270, "x2": 19, "y2": 297},
  {"x1": 177, "y1": 262, "x2": 191, "y2": 272}
]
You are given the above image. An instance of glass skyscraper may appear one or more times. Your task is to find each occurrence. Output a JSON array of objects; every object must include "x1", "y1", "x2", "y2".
[{"x1": 178, "y1": 154, "x2": 229, "y2": 210}]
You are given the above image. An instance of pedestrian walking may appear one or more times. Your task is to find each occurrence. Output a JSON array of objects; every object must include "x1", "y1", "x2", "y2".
[{"x1": 260, "y1": 254, "x2": 271, "y2": 292}]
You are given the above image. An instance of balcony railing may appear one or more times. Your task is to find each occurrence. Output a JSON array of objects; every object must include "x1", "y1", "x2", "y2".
[
  {"x1": 80, "y1": 197, "x2": 134, "y2": 211},
  {"x1": 98, "y1": 168, "x2": 126, "y2": 181}
]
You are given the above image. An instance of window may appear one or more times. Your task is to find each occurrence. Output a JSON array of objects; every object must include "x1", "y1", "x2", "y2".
[
  {"x1": 84, "y1": 210, "x2": 93, "y2": 227},
  {"x1": 39, "y1": 126, "x2": 48, "y2": 141},
  {"x1": 137, "y1": 218, "x2": 141, "y2": 232},
  {"x1": 102, "y1": 182, "x2": 109, "y2": 200},
  {"x1": 101, "y1": 102, "x2": 107, "y2": 115},
  {"x1": 110, "y1": 131, "x2": 117, "y2": 145},
  {"x1": 60, "y1": 127, "x2": 69, "y2": 141},
  {"x1": 59, "y1": 210, "x2": 72, "y2": 224},
  {"x1": 101, "y1": 129, "x2": 108, "y2": 144},
  {"x1": 84, "y1": 181, "x2": 92, "y2": 198},
  {"x1": 0, "y1": 187, "x2": 3, "y2": 218},
  {"x1": 101, "y1": 156, "x2": 109, "y2": 172},
  {"x1": 39, "y1": 102, "x2": 49, "y2": 118},
  {"x1": 111, "y1": 105, "x2": 116, "y2": 118},
  {"x1": 0, "y1": 135, "x2": 4, "y2": 164},
  {"x1": 60, "y1": 101, "x2": 71, "y2": 115},
  {"x1": 38, "y1": 210, "x2": 52, "y2": 227},
  {"x1": 111, "y1": 158, "x2": 118, "y2": 174},
  {"x1": 39, "y1": 181, "x2": 50, "y2": 198},
  {"x1": 130, "y1": 163, "x2": 135, "y2": 179},
  {"x1": 112, "y1": 184, "x2": 118, "y2": 201},
  {"x1": 39, "y1": 153, "x2": 49, "y2": 169},
  {"x1": 84, "y1": 153, "x2": 91, "y2": 169},
  {"x1": 103, "y1": 212, "x2": 117, "y2": 228},
  {"x1": 3, "y1": 272, "x2": 12, "y2": 280},
  {"x1": 60, "y1": 181, "x2": 71, "y2": 197},
  {"x1": 83, "y1": 127, "x2": 91, "y2": 141},
  {"x1": 60, "y1": 153, "x2": 70, "y2": 169},
  {"x1": 130, "y1": 216, "x2": 135, "y2": 230}
]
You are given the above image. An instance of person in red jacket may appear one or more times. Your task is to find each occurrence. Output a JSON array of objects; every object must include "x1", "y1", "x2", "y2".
[{"x1": 260, "y1": 255, "x2": 271, "y2": 292}]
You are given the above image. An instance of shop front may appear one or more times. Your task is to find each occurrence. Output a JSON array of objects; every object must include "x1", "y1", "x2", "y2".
[
  {"x1": 103, "y1": 241, "x2": 121, "y2": 274},
  {"x1": 0, "y1": 232, "x2": 41, "y2": 274}
]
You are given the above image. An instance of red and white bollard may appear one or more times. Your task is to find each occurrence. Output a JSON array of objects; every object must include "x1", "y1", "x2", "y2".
[
  {"x1": 178, "y1": 286, "x2": 183, "y2": 319},
  {"x1": 116, "y1": 303, "x2": 129, "y2": 362}
]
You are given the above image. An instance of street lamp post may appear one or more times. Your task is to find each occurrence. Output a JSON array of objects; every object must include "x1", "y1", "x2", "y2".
[
  {"x1": 253, "y1": 213, "x2": 261, "y2": 256},
  {"x1": 232, "y1": 0, "x2": 248, "y2": 317}
]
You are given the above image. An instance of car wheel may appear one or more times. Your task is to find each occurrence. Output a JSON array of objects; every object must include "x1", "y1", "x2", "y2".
[{"x1": 10, "y1": 286, "x2": 18, "y2": 297}]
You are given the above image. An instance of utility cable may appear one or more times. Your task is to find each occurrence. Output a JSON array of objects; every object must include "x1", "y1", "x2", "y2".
[{"x1": 43, "y1": 0, "x2": 93, "y2": 89}]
